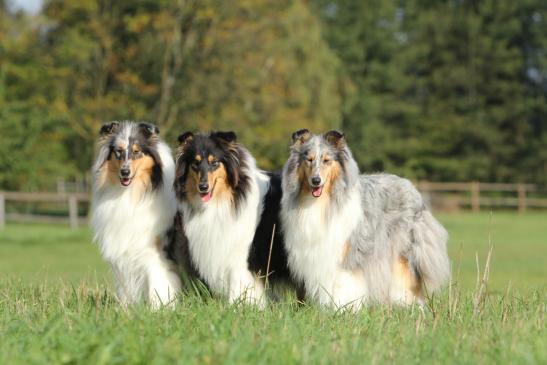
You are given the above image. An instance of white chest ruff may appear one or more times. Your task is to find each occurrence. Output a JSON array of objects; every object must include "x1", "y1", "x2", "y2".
[
  {"x1": 283, "y1": 189, "x2": 366, "y2": 306},
  {"x1": 180, "y1": 173, "x2": 268, "y2": 296},
  {"x1": 92, "y1": 186, "x2": 176, "y2": 269}
]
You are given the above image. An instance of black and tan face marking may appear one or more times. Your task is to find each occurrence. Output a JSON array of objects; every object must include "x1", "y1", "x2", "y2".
[
  {"x1": 292, "y1": 130, "x2": 345, "y2": 198},
  {"x1": 187, "y1": 152, "x2": 228, "y2": 202},
  {"x1": 99, "y1": 122, "x2": 163, "y2": 189},
  {"x1": 175, "y1": 131, "x2": 245, "y2": 206}
]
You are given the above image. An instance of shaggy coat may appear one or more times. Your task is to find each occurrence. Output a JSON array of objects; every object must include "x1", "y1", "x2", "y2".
[
  {"x1": 281, "y1": 129, "x2": 450, "y2": 309},
  {"x1": 174, "y1": 131, "x2": 289, "y2": 306},
  {"x1": 91, "y1": 121, "x2": 181, "y2": 308}
]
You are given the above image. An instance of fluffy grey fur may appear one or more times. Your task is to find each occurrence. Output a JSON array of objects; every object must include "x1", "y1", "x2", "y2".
[{"x1": 281, "y1": 130, "x2": 450, "y2": 308}]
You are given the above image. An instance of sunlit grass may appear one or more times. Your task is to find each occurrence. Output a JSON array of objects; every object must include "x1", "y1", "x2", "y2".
[{"x1": 0, "y1": 212, "x2": 545, "y2": 364}]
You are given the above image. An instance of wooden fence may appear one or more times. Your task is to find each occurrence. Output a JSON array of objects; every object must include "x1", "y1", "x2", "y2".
[
  {"x1": 417, "y1": 181, "x2": 547, "y2": 212},
  {"x1": 0, "y1": 182, "x2": 546, "y2": 229},
  {"x1": 0, "y1": 192, "x2": 90, "y2": 230}
]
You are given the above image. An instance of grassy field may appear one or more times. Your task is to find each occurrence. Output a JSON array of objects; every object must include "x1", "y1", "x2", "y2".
[{"x1": 0, "y1": 212, "x2": 545, "y2": 364}]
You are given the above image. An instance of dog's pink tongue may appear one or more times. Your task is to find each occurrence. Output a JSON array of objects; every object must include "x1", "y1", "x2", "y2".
[
  {"x1": 311, "y1": 186, "x2": 323, "y2": 198},
  {"x1": 200, "y1": 192, "x2": 212, "y2": 202}
]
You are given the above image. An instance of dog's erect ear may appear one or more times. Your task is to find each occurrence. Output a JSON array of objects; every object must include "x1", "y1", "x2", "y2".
[
  {"x1": 323, "y1": 130, "x2": 345, "y2": 148},
  {"x1": 99, "y1": 122, "x2": 119, "y2": 137},
  {"x1": 211, "y1": 131, "x2": 237, "y2": 144},
  {"x1": 177, "y1": 131, "x2": 194, "y2": 147},
  {"x1": 291, "y1": 129, "x2": 311, "y2": 147},
  {"x1": 139, "y1": 122, "x2": 160, "y2": 138}
]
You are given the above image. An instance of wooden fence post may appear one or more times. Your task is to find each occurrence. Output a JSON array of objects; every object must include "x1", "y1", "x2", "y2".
[
  {"x1": 68, "y1": 195, "x2": 78, "y2": 229},
  {"x1": 517, "y1": 184, "x2": 527, "y2": 213},
  {"x1": 471, "y1": 181, "x2": 480, "y2": 213},
  {"x1": 0, "y1": 192, "x2": 5, "y2": 229}
]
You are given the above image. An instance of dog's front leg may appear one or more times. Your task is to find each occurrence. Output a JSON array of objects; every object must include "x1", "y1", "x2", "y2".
[
  {"x1": 146, "y1": 258, "x2": 182, "y2": 310},
  {"x1": 227, "y1": 269, "x2": 266, "y2": 308},
  {"x1": 112, "y1": 266, "x2": 144, "y2": 307}
]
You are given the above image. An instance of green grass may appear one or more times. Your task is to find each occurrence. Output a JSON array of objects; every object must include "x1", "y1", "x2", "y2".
[
  {"x1": 0, "y1": 224, "x2": 109, "y2": 283},
  {"x1": 440, "y1": 212, "x2": 546, "y2": 292},
  {"x1": 0, "y1": 212, "x2": 545, "y2": 364}
]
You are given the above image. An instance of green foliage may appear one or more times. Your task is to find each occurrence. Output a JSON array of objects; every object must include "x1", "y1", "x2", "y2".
[
  {"x1": 0, "y1": 0, "x2": 545, "y2": 189},
  {"x1": 313, "y1": 0, "x2": 547, "y2": 184}
]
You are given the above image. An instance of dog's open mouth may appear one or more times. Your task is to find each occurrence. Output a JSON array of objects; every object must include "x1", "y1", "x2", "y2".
[
  {"x1": 200, "y1": 191, "x2": 212, "y2": 202},
  {"x1": 199, "y1": 178, "x2": 218, "y2": 203},
  {"x1": 311, "y1": 186, "x2": 323, "y2": 198},
  {"x1": 120, "y1": 177, "x2": 132, "y2": 187}
]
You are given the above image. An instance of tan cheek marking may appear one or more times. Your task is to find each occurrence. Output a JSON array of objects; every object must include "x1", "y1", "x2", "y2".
[
  {"x1": 185, "y1": 169, "x2": 200, "y2": 197},
  {"x1": 127, "y1": 155, "x2": 155, "y2": 199},
  {"x1": 322, "y1": 160, "x2": 341, "y2": 194},
  {"x1": 209, "y1": 163, "x2": 231, "y2": 199},
  {"x1": 104, "y1": 152, "x2": 122, "y2": 184},
  {"x1": 394, "y1": 256, "x2": 422, "y2": 298},
  {"x1": 133, "y1": 155, "x2": 155, "y2": 181},
  {"x1": 298, "y1": 162, "x2": 312, "y2": 195}
]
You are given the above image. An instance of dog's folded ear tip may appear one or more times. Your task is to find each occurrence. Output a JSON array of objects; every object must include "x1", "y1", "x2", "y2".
[
  {"x1": 325, "y1": 130, "x2": 344, "y2": 138},
  {"x1": 177, "y1": 131, "x2": 194, "y2": 145},
  {"x1": 212, "y1": 131, "x2": 237, "y2": 143},
  {"x1": 324, "y1": 130, "x2": 346, "y2": 146},
  {"x1": 99, "y1": 121, "x2": 120, "y2": 136},
  {"x1": 291, "y1": 128, "x2": 311, "y2": 144},
  {"x1": 138, "y1": 122, "x2": 160, "y2": 137}
]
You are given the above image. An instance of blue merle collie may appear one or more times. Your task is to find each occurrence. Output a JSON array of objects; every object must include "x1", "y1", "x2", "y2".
[
  {"x1": 281, "y1": 129, "x2": 450, "y2": 310},
  {"x1": 174, "y1": 131, "x2": 288, "y2": 306},
  {"x1": 91, "y1": 121, "x2": 181, "y2": 308}
]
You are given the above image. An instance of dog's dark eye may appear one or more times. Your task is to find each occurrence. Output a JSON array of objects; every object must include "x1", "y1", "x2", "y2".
[
  {"x1": 191, "y1": 161, "x2": 199, "y2": 170},
  {"x1": 323, "y1": 158, "x2": 331, "y2": 164},
  {"x1": 306, "y1": 157, "x2": 314, "y2": 163},
  {"x1": 211, "y1": 161, "x2": 220, "y2": 168}
]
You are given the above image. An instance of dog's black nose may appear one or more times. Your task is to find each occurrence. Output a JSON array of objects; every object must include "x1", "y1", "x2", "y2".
[
  {"x1": 311, "y1": 177, "x2": 321, "y2": 186},
  {"x1": 198, "y1": 182, "x2": 209, "y2": 192},
  {"x1": 120, "y1": 169, "x2": 130, "y2": 178}
]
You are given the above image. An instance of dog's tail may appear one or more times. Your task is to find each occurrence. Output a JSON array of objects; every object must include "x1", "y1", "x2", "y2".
[{"x1": 412, "y1": 210, "x2": 450, "y2": 292}]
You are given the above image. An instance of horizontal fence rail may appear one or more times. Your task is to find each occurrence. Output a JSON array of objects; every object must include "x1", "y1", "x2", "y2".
[
  {"x1": 417, "y1": 181, "x2": 546, "y2": 213},
  {"x1": 0, "y1": 192, "x2": 90, "y2": 230},
  {"x1": 0, "y1": 182, "x2": 546, "y2": 229}
]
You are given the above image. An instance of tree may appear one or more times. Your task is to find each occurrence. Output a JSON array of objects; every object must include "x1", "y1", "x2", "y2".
[{"x1": 313, "y1": 0, "x2": 547, "y2": 184}]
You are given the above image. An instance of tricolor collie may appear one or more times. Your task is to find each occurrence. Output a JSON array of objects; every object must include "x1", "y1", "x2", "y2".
[
  {"x1": 174, "y1": 131, "x2": 288, "y2": 306},
  {"x1": 91, "y1": 121, "x2": 181, "y2": 308},
  {"x1": 281, "y1": 129, "x2": 450, "y2": 310}
]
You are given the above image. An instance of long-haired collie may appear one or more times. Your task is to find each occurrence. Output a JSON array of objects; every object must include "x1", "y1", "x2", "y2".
[
  {"x1": 281, "y1": 129, "x2": 450, "y2": 310},
  {"x1": 174, "y1": 131, "x2": 289, "y2": 306},
  {"x1": 91, "y1": 121, "x2": 181, "y2": 308}
]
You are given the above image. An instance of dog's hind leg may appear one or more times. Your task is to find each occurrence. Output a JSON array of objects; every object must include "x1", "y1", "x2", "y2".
[
  {"x1": 390, "y1": 255, "x2": 424, "y2": 306},
  {"x1": 411, "y1": 210, "x2": 450, "y2": 293}
]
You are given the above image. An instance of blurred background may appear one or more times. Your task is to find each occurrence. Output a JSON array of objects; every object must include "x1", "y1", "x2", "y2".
[{"x1": 0, "y1": 0, "x2": 545, "y2": 291}]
